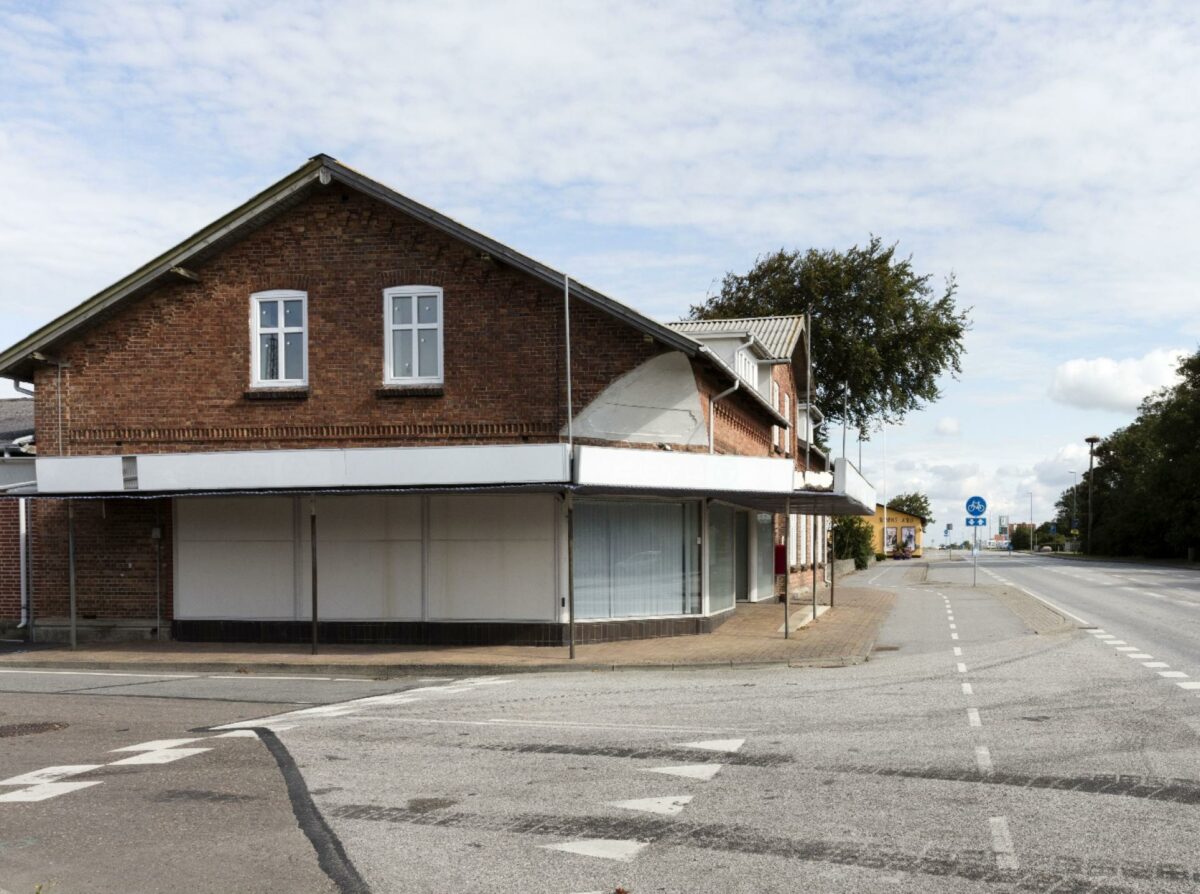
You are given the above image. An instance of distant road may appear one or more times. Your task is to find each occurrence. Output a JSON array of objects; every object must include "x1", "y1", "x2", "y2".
[{"x1": 976, "y1": 553, "x2": 1200, "y2": 677}]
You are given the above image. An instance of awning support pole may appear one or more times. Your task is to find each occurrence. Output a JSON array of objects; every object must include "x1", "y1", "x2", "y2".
[
  {"x1": 310, "y1": 497, "x2": 318, "y2": 656},
  {"x1": 566, "y1": 491, "x2": 576, "y2": 659},
  {"x1": 830, "y1": 520, "x2": 837, "y2": 608},
  {"x1": 783, "y1": 499, "x2": 791, "y2": 639},
  {"x1": 67, "y1": 499, "x2": 77, "y2": 650},
  {"x1": 811, "y1": 514, "x2": 818, "y2": 622}
]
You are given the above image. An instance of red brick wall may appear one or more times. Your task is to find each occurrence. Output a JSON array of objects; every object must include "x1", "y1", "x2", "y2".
[
  {"x1": 0, "y1": 500, "x2": 20, "y2": 622},
  {"x1": 32, "y1": 186, "x2": 668, "y2": 457},
  {"x1": 29, "y1": 498, "x2": 171, "y2": 624}
]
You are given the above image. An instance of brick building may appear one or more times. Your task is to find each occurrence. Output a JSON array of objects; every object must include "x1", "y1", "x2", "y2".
[{"x1": 0, "y1": 155, "x2": 873, "y2": 646}]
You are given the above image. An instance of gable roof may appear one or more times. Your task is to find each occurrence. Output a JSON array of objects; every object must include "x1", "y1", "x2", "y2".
[
  {"x1": 876, "y1": 502, "x2": 927, "y2": 523},
  {"x1": 0, "y1": 155, "x2": 788, "y2": 427},
  {"x1": 666, "y1": 315, "x2": 804, "y2": 361}
]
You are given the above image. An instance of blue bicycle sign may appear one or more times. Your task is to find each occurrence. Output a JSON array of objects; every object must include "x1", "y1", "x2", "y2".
[{"x1": 965, "y1": 496, "x2": 987, "y2": 516}]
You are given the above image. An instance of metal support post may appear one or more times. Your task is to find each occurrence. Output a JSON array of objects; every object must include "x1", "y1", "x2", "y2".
[
  {"x1": 972, "y1": 527, "x2": 978, "y2": 587},
  {"x1": 782, "y1": 500, "x2": 791, "y2": 639},
  {"x1": 811, "y1": 515, "x2": 818, "y2": 620},
  {"x1": 830, "y1": 521, "x2": 837, "y2": 608},
  {"x1": 310, "y1": 497, "x2": 318, "y2": 655},
  {"x1": 566, "y1": 491, "x2": 576, "y2": 659},
  {"x1": 67, "y1": 499, "x2": 77, "y2": 649}
]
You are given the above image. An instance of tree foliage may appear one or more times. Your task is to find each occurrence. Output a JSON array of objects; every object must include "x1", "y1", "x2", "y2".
[
  {"x1": 887, "y1": 491, "x2": 933, "y2": 527},
  {"x1": 1054, "y1": 349, "x2": 1200, "y2": 559},
  {"x1": 689, "y1": 237, "x2": 970, "y2": 433},
  {"x1": 832, "y1": 516, "x2": 875, "y2": 570}
]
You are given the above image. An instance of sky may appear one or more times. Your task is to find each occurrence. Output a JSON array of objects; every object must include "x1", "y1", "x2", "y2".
[{"x1": 0, "y1": 0, "x2": 1197, "y2": 535}]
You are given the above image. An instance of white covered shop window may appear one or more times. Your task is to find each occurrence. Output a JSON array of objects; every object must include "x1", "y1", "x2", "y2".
[
  {"x1": 251, "y1": 290, "x2": 307, "y2": 386},
  {"x1": 384, "y1": 286, "x2": 444, "y2": 385}
]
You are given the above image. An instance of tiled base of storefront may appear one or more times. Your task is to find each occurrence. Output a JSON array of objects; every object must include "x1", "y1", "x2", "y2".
[{"x1": 171, "y1": 611, "x2": 734, "y2": 648}]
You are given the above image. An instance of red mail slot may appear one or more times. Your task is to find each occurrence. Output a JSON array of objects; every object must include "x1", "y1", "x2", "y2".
[{"x1": 774, "y1": 544, "x2": 787, "y2": 574}]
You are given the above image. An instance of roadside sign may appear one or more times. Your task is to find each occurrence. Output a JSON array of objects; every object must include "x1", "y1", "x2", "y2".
[
  {"x1": 966, "y1": 496, "x2": 987, "y2": 517},
  {"x1": 1050, "y1": 523, "x2": 1057, "y2": 535},
  {"x1": 965, "y1": 517, "x2": 987, "y2": 527}
]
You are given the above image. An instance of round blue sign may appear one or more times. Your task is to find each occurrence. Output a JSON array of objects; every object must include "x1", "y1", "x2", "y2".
[{"x1": 965, "y1": 496, "x2": 987, "y2": 516}]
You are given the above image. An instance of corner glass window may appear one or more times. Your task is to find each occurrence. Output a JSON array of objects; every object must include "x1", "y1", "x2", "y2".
[
  {"x1": 251, "y1": 290, "x2": 307, "y2": 386},
  {"x1": 384, "y1": 286, "x2": 443, "y2": 385}
]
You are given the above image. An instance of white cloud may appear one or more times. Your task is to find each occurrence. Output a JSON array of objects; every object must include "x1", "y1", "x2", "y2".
[
  {"x1": 935, "y1": 417, "x2": 959, "y2": 436},
  {"x1": 1048, "y1": 348, "x2": 1187, "y2": 412}
]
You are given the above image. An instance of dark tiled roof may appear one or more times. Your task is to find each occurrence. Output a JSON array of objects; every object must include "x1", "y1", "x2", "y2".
[{"x1": 0, "y1": 399, "x2": 33, "y2": 444}]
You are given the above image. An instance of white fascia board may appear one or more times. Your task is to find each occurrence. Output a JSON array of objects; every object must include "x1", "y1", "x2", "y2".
[
  {"x1": 574, "y1": 445, "x2": 793, "y2": 493},
  {"x1": 833, "y1": 457, "x2": 877, "y2": 512},
  {"x1": 795, "y1": 469, "x2": 835, "y2": 491},
  {"x1": 131, "y1": 444, "x2": 570, "y2": 492},
  {"x1": 37, "y1": 456, "x2": 125, "y2": 493}
]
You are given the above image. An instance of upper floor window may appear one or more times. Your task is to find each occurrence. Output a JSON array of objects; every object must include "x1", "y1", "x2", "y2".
[
  {"x1": 735, "y1": 348, "x2": 757, "y2": 386},
  {"x1": 770, "y1": 381, "x2": 780, "y2": 448},
  {"x1": 251, "y1": 290, "x2": 307, "y2": 386},
  {"x1": 781, "y1": 393, "x2": 790, "y2": 455},
  {"x1": 384, "y1": 286, "x2": 443, "y2": 384}
]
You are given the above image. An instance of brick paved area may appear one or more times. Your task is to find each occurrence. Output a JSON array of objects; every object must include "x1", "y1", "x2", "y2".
[{"x1": 0, "y1": 586, "x2": 896, "y2": 675}]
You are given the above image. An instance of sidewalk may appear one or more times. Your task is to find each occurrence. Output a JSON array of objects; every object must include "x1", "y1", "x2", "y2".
[{"x1": 0, "y1": 587, "x2": 895, "y2": 677}]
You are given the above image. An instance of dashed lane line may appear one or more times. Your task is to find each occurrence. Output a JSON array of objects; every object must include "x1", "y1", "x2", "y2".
[
  {"x1": 989, "y1": 816, "x2": 1019, "y2": 871},
  {"x1": 967, "y1": 708, "x2": 982, "y2": 728},
  {"x1": 962, "y1": 683, "x2": 973, "y2": 696},
  {"x1": 974, "y1": 747, "x2": 993, "y2": 774},
  {"x1": 607, "y1": 796, "x2": 692, "y2": 817}
]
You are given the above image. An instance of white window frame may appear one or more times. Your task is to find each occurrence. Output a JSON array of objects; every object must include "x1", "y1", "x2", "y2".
[
  {"x1": 782, "y1": 393, "x2": 791, "y2": 455},
  {"x1": 383, "y1": 285, "x2": 444, "y2": 385},
  {"x1": 250, "y1": 289, "x2": 308, "y2": 388},
  {"x1": 735, "y1": 348, "x2": 757, "y2": 386},
  {"x1": 771, "y1": 381, "x2": 780, "y2": 448}
]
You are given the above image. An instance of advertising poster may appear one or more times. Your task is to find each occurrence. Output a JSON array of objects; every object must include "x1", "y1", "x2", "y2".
[
  {"x1": 902, "y1": 526, "x2": 916, "y2": 551},
  {"x1": 885, "y1": 527, "x2": 898, "y2": 552}
]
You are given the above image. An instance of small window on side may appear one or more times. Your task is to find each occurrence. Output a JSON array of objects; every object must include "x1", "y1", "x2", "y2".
[{"x1": 251, "y1": 290, "x2": 307, "y2": 387}]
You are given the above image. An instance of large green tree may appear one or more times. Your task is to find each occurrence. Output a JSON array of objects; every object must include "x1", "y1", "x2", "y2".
[
  {"x1": 887, "y1": 491, "x2": 933, "y2": 527},
  {"x1": 1073, "y1": 349, "x2": 1200, "y2": 559},
  {"x1": 689, "y1": 237, "x2": 969, "y2": 433}
]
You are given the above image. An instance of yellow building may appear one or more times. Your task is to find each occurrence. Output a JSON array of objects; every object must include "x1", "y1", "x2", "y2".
[{"x1": 871, "y1": 503, "x2": 925, "y2": 557}]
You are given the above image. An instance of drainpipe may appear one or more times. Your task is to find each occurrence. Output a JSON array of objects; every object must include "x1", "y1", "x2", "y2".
[
  {"x1": 708, "y1": 379, "x2": 740, "y2": 454},
  {"x1": 17, "y1": 499, "x2": 27, "y2": 629}
]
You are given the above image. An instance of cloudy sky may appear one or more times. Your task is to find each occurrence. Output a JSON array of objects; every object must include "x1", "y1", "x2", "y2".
[{"x1": 1, "y1": 1, "x2": 1197, "y2": 534}]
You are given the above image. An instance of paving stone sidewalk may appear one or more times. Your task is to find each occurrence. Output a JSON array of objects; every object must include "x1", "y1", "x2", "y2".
[{"x1": 0, "y1": 587, "x2": 895, "y2": 676}]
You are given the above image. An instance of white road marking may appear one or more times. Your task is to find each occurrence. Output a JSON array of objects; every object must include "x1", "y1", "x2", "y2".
[
  {"x1": 949, "y1": 624, "x2": 957, "y2": 630},
  {"x1": 0, "y1": 781, "x2": 103, "y2": 802},
  {"x1": 975, "y1": 746, "x2": 993, "y2": 773},
  {"x1": 989, "y1": 816, "x2": 1019, "y2": 870},
  {"x1": 1105, "y1": 641, "x2": 1127, "y2": 645},
  {"x1": 962, "y1": 683, "x2": 973, "y2": 696},
  {"x1": 215, "y1": 730, "x2": 258, "y2": 738},
  {"x1": 1176, "y1": 682, "x2": 1200, "y2": 690},
  {"x1": 951, "y1": 633, "x2": 959, "y2": 640},
  {"x1": 1159, "y1": 671, "x2": 1189, "y2": 678},
  {"x1": 607, "y1": 796, "x2": 692, "y2": 816},
  {"x1": 0, "y1": 765, "x2": 101, "y2": 786},
  {"x1": 643, "y1": 764, "x2": 723, "y2": 781},
  {"x1": 1143, "y1": 662, "x2": 1170, "y2": 668},
  {"x1": 954, "y1": 647, "x2": 963, "y2": 656},
  {"x1": 110, "y1": 738, "x2": 200, "y2": 752},
  {"x1": 1127, "y1": 653, "x2": 1154, "y2": 659},
  {"x1": 0, "y1": 668, "x2": 197, "y2": 679},
  {"x1": 1093, "y1": 634, "x2": 1115, "y2": 640},
  {"x1": 967, "y1": 708, "x2": 982, "y2": 727},
  {"x1": 957, "y1": 663, "x2": 967, "y2": 673},
  {"x1": 676, "y1": 738, "x2": 745, "y2": 753},
  {"x1": 542, "y1": 839, "x2": 648, "y2": 862},
  {"x1": 986, "y1": 576, "x2": 1091, "y2": 625},
  {"x1": 1115, "y1": 647, "x2": 1140, "y2": 652},
  {"x1": 109, "y1": 747, "x2": 211, "y2": 766}
]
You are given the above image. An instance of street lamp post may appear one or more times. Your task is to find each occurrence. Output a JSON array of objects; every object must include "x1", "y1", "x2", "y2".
[
  {"x1": 1085, "y1": 436, "x2": 1101, "y2": 555},
  {"x1": 1029, "y1": 492, "x2": 1035, "y2": 556},
  {"x1": 1068, "y1": 470, "x2": 1078, "y2": 549}
]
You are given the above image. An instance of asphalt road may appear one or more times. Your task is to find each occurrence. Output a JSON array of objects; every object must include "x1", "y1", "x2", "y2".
[{"x1": 4, "y1": 556, "x2": 1200, "y2": 893}]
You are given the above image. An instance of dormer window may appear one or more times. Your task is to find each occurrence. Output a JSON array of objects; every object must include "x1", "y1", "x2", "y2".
[
  {"x1": 251, "y1": 290, "x2": 307, "y2": 387},
  {"x1": 735, "y1": 348, "x2": 757, "y2": 386},
  {"x1": 384, "y1": 286, "x2": 443, "y2": 385}
]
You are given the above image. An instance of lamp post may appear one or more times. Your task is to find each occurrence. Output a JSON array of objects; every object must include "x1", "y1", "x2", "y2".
[
  {"x1": 1029, "y1": 492, "x2": 1035, "y2": 556},
  {"x1": 1085, "y1": 435, "x2": 1101, "y2": 555},
  {"x1": 1068, "y1": 470, "x2": 1078, "y2": 548}
]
